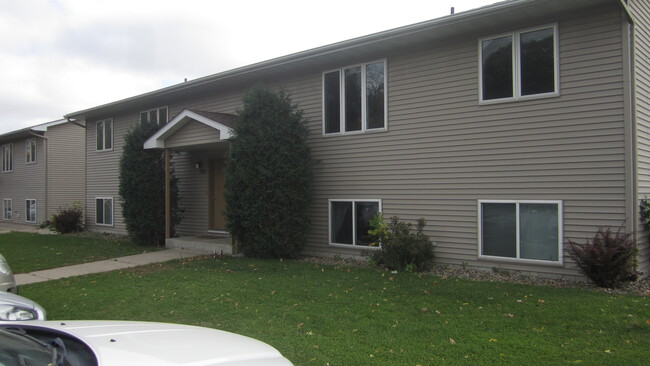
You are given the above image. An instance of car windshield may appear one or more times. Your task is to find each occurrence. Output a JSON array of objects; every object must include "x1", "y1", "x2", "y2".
[{"x1": 0, "y1": 328, "x2": 54, "y2": 366}]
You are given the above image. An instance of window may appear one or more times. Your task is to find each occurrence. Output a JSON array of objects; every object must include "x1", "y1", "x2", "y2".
[
  {"x1": 96, "y1": 119, "x2": 113, "y2": 151},
  {"x1": 3, "y1": 199, "x2": 12, "y2": 220},
  {"x1": 25, "y1": 199, "x2": 36, "y2": 223},
  {"x1": 329, "y1": 199, "x2": 381, "y2": 246},
  {"x1": 2, "y1": 144, "x2": 13, "y2": 172},
  {"x1": 140, "y1": 107, "x2": 168, "y2": 125},
  {"x1": 323, "y1": 60, "x2": 386, "y2": 134},
  {"x1": 25, "y1": 139, "x2": 36, "y2": 164},
  {"x1": 480, "y1": 25, "x2": 558, "y2": 103},
  {"x1": 96, "y1": 197, "x2": 113, "y2": 226},
  {"x1": 479, "y1": 200, "x2": 562, "y2": 263}
]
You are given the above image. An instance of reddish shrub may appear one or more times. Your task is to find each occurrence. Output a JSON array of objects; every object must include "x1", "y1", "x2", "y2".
[{"x1": 567, "y1": 226, "x2": 639, "y2": 288}]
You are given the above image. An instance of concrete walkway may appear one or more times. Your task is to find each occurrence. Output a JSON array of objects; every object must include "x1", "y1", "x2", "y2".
[{"x1": 15, "y1": 248, "x2": 206, "y2": 286}]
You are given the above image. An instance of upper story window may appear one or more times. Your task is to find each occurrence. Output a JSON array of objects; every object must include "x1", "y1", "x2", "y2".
[
  {"x1": 479, "y1": 24, "x2": 558, "y2": 103},
  {"x1": 323, "y1": 60, "x2": 387, "y2": 135},
  {"x1": 2, "y1": 144, "x2": 13, "y2": 172},
  {"x1": 96, "y1": 119, "x2": 113, "y2": 152},
  {"x1": 141, "y1": 107, "x2": 168, "y2": 125},
  {"x1": 25, "y1": 138, "x2": 36, "y2": 164}
]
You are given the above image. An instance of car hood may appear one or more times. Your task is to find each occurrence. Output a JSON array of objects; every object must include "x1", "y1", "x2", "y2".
[{"x1": 25, "y1": 320, "x2": 293, "y2": 366}]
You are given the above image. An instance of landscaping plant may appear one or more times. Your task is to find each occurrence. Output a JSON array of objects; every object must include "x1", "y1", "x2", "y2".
[
  {"x1": 224, "y1": 85, "x2": 313, "y2": 258},
  {"x1": 119, "y1": 120, "x2": 182, "y2": 246},
  {"x1": 566, "y1": 225, "x2": 640, "y2": 288},
  {"x1": 50, "y1": 204, "x2": 84, "y2": 234},
  {"x1": 367, "y1": 214, "x2": 435, "y2": 272}
]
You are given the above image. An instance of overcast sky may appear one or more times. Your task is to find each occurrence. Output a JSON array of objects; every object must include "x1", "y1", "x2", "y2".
[{"x1": 0, "y1": 0, "x2": 498, "y2": 135}]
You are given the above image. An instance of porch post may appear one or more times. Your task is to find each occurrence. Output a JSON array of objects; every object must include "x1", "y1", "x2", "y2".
[{"x1": 165, "y1": 148, "x2": 171, "y2": 239}]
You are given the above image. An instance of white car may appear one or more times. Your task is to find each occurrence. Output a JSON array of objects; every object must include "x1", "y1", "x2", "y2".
[
  {"x1": 0, "y1": 320, "x2": 293, "y2": 365},
  {"x1": 0, "y1": 291, "x2": 46, "y2": 321},
  {"x1": 0, "y1": 253, "x2": 17, "y2": 293}
]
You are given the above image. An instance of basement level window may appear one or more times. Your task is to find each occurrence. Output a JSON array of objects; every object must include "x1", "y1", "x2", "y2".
[{"x1": 479, "y1": 200, "x2": 562, "y2": 263}]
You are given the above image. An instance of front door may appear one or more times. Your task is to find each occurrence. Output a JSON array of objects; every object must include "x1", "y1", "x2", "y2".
[{"x1": 208, "y1": 159, "x2": 226, "y2": 231}]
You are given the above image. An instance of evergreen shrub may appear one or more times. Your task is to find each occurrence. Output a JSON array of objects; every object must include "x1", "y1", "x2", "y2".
[
  {"x1": 119, "y1": 120, "x2": 182, "y2": 246},
  {"x1": 224, "y1": 85, "x2": 313, "y2": 258}
]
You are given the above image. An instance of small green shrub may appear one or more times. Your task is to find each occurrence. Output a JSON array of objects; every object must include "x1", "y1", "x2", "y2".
[
  {"x1": 366, "y1": 214, "x2": 435, "y2": 272},
  {"x1": 50, "y1": 205, "x2": 84, "y2": 234},
  {"x1": 640, "y1": 197, "x2": 650, "y2": 230},
  {"x1": 567, "y1": 225, "x2": 640, "y2": 288}
]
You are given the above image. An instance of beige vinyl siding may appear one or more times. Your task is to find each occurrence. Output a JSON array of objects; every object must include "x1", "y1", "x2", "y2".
[
  {"x1": 85, "y1": 114, "x2": 139, "y2": 233},
  {"x1": 166, "y1": 3, "x2": 628, "y2": 278},
  {"x1": 629, "y1": 0, "x2": 650, "y2": 276},
  {"x1": 46, "y1": 122, "x2": 85, "y2": 218},
  {"x1": 301, "y1": 4, "x2": 627, "y2": 278},
  {"x1": 0, "y1": 138, "x2": 46, "y2": 224},
  {"x1": 173, "y1": 151, "x2": 211, "y2": 236},
  {"x1": 166, "y1": 121, "x2": 222, "y2": 148}
]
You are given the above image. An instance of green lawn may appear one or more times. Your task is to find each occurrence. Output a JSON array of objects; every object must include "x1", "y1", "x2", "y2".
[
  {"x1": 19, "y1": 256, "x2": 649, "y2": 366},
  {"x1": 0, "y1": 232, "x2": 161, "y2": 273}
]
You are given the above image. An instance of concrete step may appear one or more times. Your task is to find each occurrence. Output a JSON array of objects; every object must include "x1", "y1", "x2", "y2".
[{"x1": 166, "y1": 236, "x2": 233, "y2": 256}]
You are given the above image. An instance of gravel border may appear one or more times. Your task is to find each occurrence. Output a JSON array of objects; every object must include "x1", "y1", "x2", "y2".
[{"x1": 301, "y1": 256, "x2": 650, "y2": 296}]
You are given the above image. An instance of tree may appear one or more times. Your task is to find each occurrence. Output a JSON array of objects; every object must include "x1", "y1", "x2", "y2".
[
  {"x1": 224, "y1": 85, "x2": 313, "y2": 258},
  {"x1": 119, "y1": 120, "x2": 182, "y2": 246}
]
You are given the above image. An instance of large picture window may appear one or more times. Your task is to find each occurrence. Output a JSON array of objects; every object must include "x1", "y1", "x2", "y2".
[
  {"x1": 96, "y1": 119, "x2": 113, "y2": 151},
  {"x1": 329, "y1": 199, "x2": 381, "y2": 246},
  {"x1": 25, "y1": 139, "x2": 36, "y2": 164},
  {"x1": 140, "y1": 107, "x2": 168, "y2": 125},
  {"x1": 479, "y1": 200, "x2": 562, "y2": 263},
  {"x1": 2, "y1": 144, "x2": 13, "y2": 172},
  {"x1": 3, "y1": 199, "x2": 12, "y2": 220},
  {"x1": 25, "y1": 199, "x2": 36, "y2": 223},
  {"x1": 480, "y1": 25, "x2": 558, "y2": 103},
  {"x1": 323, "y1": 60, "x2": 386, "y2": 135},
  {"x1": 96, "y1": 197, "x2": 113, "y2": 226}
]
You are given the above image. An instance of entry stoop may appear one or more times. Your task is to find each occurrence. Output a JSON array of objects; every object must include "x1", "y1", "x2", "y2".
[{"x1": 166, "y1": 235, "x2": 233, "y2": 256}]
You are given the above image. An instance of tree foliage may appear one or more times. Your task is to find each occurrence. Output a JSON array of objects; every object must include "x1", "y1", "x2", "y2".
[
  {"x1": 119, "y1": 120, "x2": 182, "y2": 246},
  {"x1": 224, "y1": 85, "x2": 313, "y2": 258}
]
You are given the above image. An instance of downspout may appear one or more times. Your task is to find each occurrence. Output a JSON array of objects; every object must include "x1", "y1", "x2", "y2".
[
  {"x1": 620, "y1": 4, "x2": 638, "y2": 236},
  {"x1": 29, "y1": 131, "x2": 47, "y2": 224}
]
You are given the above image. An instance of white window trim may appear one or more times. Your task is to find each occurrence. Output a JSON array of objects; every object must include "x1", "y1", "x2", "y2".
[
  {"x1": 96, "y1": 119, "x2": 114, "y2": 152},
  {"x1": 478, "y1": 199, "x2": 563, "y2": 265},
  {"x1": 95, "y1": 197, "x2": 114, "y2": 226},
  {"x1": 140, "y1": 106, "x2": 169, "y2": 125},
  {"x1": 25, "y1": 199, "x2": 36, "y2": 223},
  {"x1": 2, "y1": 144, "x2": 13, "y2": 172},
  {"x1": 322, "y1": 60, "x2": 388, "y2": 136},
  {"x1": 479, "y1": 23, "x2": 559, "y2": 104},
  {"x1": 25, "y1": 138, "x2": 36, "y2": 164},
  {"x1": 3, "y1": 199, "x2": 12, "y2": 220},
  {"x1": 328, "y1": 198, "x2": 382, "y2": 247}
]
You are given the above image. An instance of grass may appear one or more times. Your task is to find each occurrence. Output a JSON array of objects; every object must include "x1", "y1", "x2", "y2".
[
  {"x1": 0, "y1": 232, "x2": 161, "y2": 273},
  {"x1": 19, "y1": 256, "x2": 650, "y2": 366}
]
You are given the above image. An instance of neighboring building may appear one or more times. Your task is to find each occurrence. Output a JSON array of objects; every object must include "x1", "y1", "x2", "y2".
[
  {"x1": 0, "y1": 120, "x2": 86, "y2": 226},
  {"x1": 65, "y1": 0, "x2": 649, "y2": 280}
]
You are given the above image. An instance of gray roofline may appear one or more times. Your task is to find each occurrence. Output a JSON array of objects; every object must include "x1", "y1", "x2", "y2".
[
  {"x1": 65, "y1": 0, "x2": 615, "y2": 119},
  {"x1": 0, "y1": 119, "x2": 67, "y2": 142}
]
